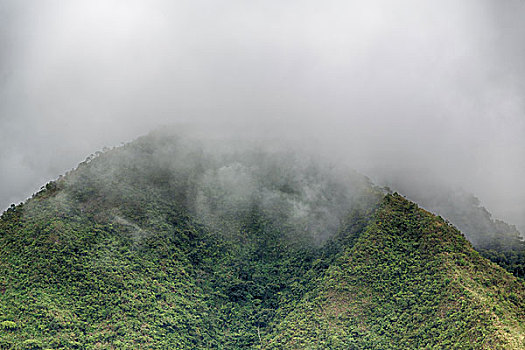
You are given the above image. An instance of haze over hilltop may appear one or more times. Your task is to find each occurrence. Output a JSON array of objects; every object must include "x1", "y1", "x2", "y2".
[
  {"x1": 1, "y1": 0, "x2": 525, "y2": 232},
  {"x1": 0, "y1": 131, "x2": 523, "y2": 348}
]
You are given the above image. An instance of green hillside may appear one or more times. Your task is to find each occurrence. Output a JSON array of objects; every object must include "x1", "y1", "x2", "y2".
[
  {"x1": 393, "y1": 186, "x2": 525, "y2": 279},
  {"x1": 0, "y1": 131, "x2": 523, "y2": 349},
  {"x1": 265, "y1": 194, "x2": 524, "y2": 349}
]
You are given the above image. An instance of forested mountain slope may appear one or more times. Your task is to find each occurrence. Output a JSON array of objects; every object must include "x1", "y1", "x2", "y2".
[
  {"x1": 0, "y1": 131, "x2": 523, "y2": 349},
  {"x1": 265, "y1": 194, "x2": 524, "y2": 349},
  {"x1": 392, "y1": 186, "x2": 525, "y2": 279}
]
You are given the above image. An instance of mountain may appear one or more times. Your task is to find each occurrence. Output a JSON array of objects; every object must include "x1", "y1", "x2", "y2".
[
  {"x1": 388, "y1": 184, "x2": 525, "y2": 279},
  {"x1": 264, "y1": 194, "x2": 524, "y2": 349},
  {"x1": 388, "y1": 185, "x2": 524, "y2": 251},
  {"x1": 1, "y1": 130, "x2": 524, "y2": 349}
]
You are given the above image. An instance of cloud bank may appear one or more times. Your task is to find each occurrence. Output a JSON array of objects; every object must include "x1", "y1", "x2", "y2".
[{"x1": 1, "y1": 0, "x2": 524, "y2": 230}]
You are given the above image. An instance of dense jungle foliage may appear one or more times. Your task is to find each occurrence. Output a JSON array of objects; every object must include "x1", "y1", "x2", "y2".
[
  {"x1": 264, "y1": 194, "x2": 525, "y2": 349},
  {"x1": 0, "y1": 131, "x2": 524, "y2": 349},
  {"x1": 395, "y1": 186, "x2": 525, "y2": 279}
]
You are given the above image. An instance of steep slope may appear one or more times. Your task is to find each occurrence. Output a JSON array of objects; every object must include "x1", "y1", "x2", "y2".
[
  {"x1": 265, "y1": 194, "x2": 525, "y2": 349},
  {"x1": 0, "y1": 131, "x2": 524, "y2": 349},
  {"x1": 0, "y1": 185, "x2": 229, "y2": 348},
  {"x1": 390, "y1": 185, "x2": 525, "y2": 279},
  {"x1": 0, "y1": 131, "x2": 379, "y2": 348}
]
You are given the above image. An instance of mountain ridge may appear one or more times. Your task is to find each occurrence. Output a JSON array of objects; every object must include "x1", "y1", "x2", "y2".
[
  {"x1": 0, "y1": 131, "x2": 523, "y2": 349},
  {"x1": 264, "y1": 193, "x2": 524, "y2": 349}
]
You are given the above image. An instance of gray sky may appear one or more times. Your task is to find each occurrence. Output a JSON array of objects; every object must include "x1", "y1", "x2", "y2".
[{"x1": 1, "y1": 0, "x2": 524, "y2": 230}]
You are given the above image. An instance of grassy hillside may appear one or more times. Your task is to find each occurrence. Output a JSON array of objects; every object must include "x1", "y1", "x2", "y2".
[{"x1": 0, "y1": 131, "x2": 523, "y2": 349}]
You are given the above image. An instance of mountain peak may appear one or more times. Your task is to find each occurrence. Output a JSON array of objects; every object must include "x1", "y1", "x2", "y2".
[
  {"x1": 266, "y1": 193, "x2": 525, "y2": 349},
  {"x1": 0, "y1": 135, "x2": 523, "y2": 349}
]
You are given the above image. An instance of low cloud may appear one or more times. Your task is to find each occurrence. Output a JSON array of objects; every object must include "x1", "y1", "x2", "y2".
[{"x1": 1, "y1": 0, "x2": 524, "y2": 231}]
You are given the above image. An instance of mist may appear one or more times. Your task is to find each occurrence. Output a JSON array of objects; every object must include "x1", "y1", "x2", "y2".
[{"x1": 1, "y1": 0, "x2": 525, "y2": 231}]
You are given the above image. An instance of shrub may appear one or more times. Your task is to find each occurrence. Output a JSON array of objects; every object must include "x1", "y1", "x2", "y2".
[
  {"x1": 22, "y1": 338, "x2": 43, "y2": 350},
  {"x1": 0, "y1": 320, "x2": 18, "y2": 330}
]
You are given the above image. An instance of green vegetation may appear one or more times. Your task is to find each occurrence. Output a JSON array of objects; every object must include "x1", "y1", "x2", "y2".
[
  {"x1": 264, "y1": 194, "x2": 525, "y2": 349},
  {"x1": 478, "y1": 248, "x2": 525, "y2": 279},
  {"x1": 0, "y1": 131, "x2": 523, "y2": 348},
  {"x1": 398, "y1": 187, "x2": 525, "y2": 279}
]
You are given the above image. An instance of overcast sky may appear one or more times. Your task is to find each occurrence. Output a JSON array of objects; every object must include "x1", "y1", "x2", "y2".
[{"x1": 1, "y1": 0, "x2": 524, "y2": 229}]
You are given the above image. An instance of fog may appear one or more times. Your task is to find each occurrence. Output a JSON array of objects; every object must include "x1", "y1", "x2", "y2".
[{"x1": 1, "y1": 0, "x2": 524, "y2": 231}]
